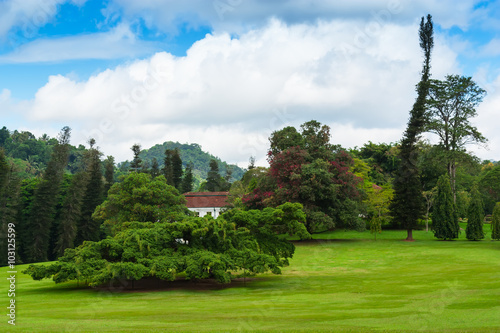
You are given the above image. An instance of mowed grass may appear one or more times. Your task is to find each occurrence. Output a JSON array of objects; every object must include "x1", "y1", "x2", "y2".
[{"x1": 3, "y1": 225, "x2": 500, "y2": 332}]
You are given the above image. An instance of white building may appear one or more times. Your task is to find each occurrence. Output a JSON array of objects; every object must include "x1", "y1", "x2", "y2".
[{"x1": 183, "y1": 192, "x2": 229, "y2": 218}]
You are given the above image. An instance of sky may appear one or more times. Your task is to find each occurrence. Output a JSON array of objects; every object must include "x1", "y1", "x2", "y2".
[{"x1": 1, "y1": 0, "x2": 500, "y2": 167}]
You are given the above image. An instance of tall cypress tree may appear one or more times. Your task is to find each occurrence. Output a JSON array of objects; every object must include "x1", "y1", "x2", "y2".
[
  {"x1": 466, "y1": 183, "x2": 485, "y2": 241},
  {"x1": 75, "y1": 139, "x2": 104, "y2": 246},
  {"x1": 103, "y1": 155, "x2": 115, "y2": 195},
  {"x1": 172, "y1": 148, "x2": 184, "y2": 190},
  {"x1": 432, "y1": 174, "x2": 459, "y2": 240},
  {"x1": 390, "y1": 15, "x2": 434, "y2": 241},
  {"x1": 181, "y1": 162, "x2": 194, "y2": 193},
  {"x1": 54, "y1": 172, "x2": 87, "y2": 257},
  {"x1": 163, "y1": 149, "x2": 174, "y2": 185},
  {"x1": 28, "y1": 126, "x2": 71, "y2": 262},
  {"x1": 491, "y1": 202, "x2": 500, "y2": 240},
  {"x1": 206, "y1": 159, "x2": 221, "y2": 192}
]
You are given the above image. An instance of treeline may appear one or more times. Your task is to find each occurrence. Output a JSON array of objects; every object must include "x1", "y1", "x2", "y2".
[
  {"x1": 0, "y1": 128, "x2": 111, "y2": 265},
  {"x1": 0, "y1": 126, "x2": 241, "y2": 266},
  {"x1": 117, "y1": 141, "x2": 244, "y2": 189}
]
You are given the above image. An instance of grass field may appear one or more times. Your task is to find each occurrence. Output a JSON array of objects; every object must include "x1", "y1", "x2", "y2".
[{"x1": 2, "y1": 224, "x2": 500, "y2": 332}]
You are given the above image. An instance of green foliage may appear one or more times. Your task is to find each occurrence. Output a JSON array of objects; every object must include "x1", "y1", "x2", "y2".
[
  {"x1": 364, "y1": 184, "x2": 393, "y2": 237},
  {"x1": 245, "y1": 121, "x2": 363, "y2": 233},
  {"x1": 205, "y1": 159, "x2": 230, "y2": 192},
  {"x1": 23, "y1": 202, "x2": 307, "y2": 286},
  {"x1": 103, "y1": 156, "x2": 115, "y2": 195},
  {"x1": 181, "y1": 163, "x2": 194, "y2": 193},
  {"x1": 390, "y1": 15, "x2": 433, "y2": 240},
  {"x1": 491, "y1": 202, "x2": 500, "y2": 240},
  {"x1": 54, "y1": 173, "x2": 87, "y2": 257},
  {"x1": 466, "y1": 183, "x2": 485, "y2": 241},
  {"x1": 129, "y1": 144, "x2": 142, "y2": 172},
  {"x1": 432, "y1": 174, "x2": 459, "y2": 240},
  {"x1": 479, "y1": 164, "x2": 500, "y2": 214},
  {"x1": 93, "y1": 173, "x2": 188, "y2": 235},
  {"x1": 0, "y1": 149, "x2": 21, "y2": 265},
  {"x1": 75, "y1": 143, "x2": 104, "y2": 246},
  {"x1": 130, "y1": 141, "x2": 244, "y2": 188},
  {"x1": 28, "y1": 127, "x2": 72, "y2": 262}
]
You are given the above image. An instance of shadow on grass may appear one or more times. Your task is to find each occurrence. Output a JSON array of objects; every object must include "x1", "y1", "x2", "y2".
[
  {"x1": 291, "y1": 239, "x2": 367, "y2": 244},
  {"x1": 26, "y1": 276, "x2": 279, "y2": 294}
]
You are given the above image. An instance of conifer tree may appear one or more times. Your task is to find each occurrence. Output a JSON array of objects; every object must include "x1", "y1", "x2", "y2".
[
  {"x1": 104, "y1": 155, "x2": 115, "y2": 195},
  {"x1": 28, "y1": 126, "x2": 71, "y2": 262},
  {"x1": 75, "y1": 139, "x2": 104, "y2": 246},
  {"x1": 150, "y1": 157, "x2": 160, "y2": 178},
  {"x1": 432, "y1": 174, "x2": 459, "y2": 240},
  {"x1": 163, "y1": 149, "x2": 174, "y2": 185},
  {"x1": 206, "y1": 159, "x2": 221, "y2": 192},
  {"x1": 0, "y1": 149, "x2": 21, "y2": 266},
  {"x1": 54, "y1": 172, "x2": 87, "y2": 257},
  {"x1": 130, "y1": 144, "x2": 142, "y2": 172},
  {"x1": 466, "y1": 183, "x2": 485, "y2": 241},
  {"x1": 172, "y1": 148, "x2": 183, "y2": 190},
  {"x1": 491, "y1": 202, "x2": 500, "y2": 240},
  {"x1": 390, "y1": 15, "x2": 434, "y2": 241},
  {"x1": 181, "y1": 162, "x2": 194, "y2": 193}
]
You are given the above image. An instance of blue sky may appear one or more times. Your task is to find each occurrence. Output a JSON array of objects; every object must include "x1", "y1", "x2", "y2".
[{"x1": 1, "y1": 0, "x2": 500, "y2": 165}]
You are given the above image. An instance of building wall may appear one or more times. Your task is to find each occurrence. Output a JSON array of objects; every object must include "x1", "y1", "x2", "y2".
[{"x1": 187, "y1": 207, "x2": 222, "y2": 218}]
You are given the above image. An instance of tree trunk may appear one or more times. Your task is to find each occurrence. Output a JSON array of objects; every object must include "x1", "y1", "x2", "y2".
[{"x1": 405, "y1": 229, "x2": 414, "y2": 241}]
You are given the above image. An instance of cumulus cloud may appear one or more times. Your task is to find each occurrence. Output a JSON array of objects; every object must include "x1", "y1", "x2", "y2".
[{"x1": 9, "y1": 18, "x2": 467, "y2": 166}]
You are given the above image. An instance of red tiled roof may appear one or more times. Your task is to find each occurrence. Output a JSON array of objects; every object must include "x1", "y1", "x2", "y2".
[{"x1": 183, "y1": 192, "x2": 229, "y2": 208}]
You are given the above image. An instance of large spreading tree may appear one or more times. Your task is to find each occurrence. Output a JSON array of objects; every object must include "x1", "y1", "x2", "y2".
[
  {"x1": 390, "y1": 14, "x2": 434, "y2": 241},
  {"x1": 426, "y1": 75, "x2": 487, "y2": 201},
  {"x1": 244, "y1": 120, "x2": 363, "y2": 233},
  {"x1": 23, "y1": 172, "x2": 309, "y2": 287}
]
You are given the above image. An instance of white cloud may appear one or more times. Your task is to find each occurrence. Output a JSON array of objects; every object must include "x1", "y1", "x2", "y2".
[
  {"x1": 10, "y1": 18, "x2": 468, "y2": 165},
  {"x1": 0, "y1": 23, "x2": 161, "y2": 63}
]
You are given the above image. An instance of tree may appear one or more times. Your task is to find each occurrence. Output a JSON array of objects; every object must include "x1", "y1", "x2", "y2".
[
  {"x1": 103, "y1": 155, "x2": 115, "y2": 195},
  {"x1": 181, "y1": 162, "x2": 194, "y2": 193},
  {"x1": 93, "y1": 173, "x2": 188, "y2": 236},
  {"x1": 28, "y1": 127, "x2": 71, "y2": 262},
  {"x1": 432, "y1": 174, "x2": 459, "y2": 240},
  {"x1": 54, "y1": 172, "x2": 87, "y2": 257},
  {"x1": 163, "y1": 149, "x2": 174, "y2": 185},
  {"x1": 0, "y1": 149, "x2": 21, "y2": 266},
  {"x1": 426, "y1": 75, "x2": 487, "y2": 201},
  {"x1": 24, "y1": 200, "x2": 308, "y2": 286},
  {"x1": 130, "y1": 144, "x2": 142, "y2": 172},
  {"x1": 479, "y1": 164, "x2": 500, "y2": 214},
  {"x1": 491, "y1": 202, "x2": 500, "y2": 241},
  {"x1": 466, "y1": 183, "x2": 485, "y2": 241},
  {"x1": 244, "y1": 121, "x2": 363, "y2": 233},
  {"x1": 390, "y1": 15, "x2": 433, "y2": 241},
  {"x1": 422, "y1": 187, "x2": 437, "y2": 232},
  {"x1": 206, "y1": 159, "x2": 222, "y2": 192},
  {"x1": 75, "y1": 139, "x2": 104, "y2": 246},
  {"x1": 150, "y1": 157, "x2": 160, "y2": 178},
  {"x1": 365, "y1": 184, "x2": 393, "y2": 240},
  {"x1": 172, "y1": 149, "x2": 184, "y2": 190}
]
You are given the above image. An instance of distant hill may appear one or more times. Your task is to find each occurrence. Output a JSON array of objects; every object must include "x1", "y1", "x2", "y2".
[{"x1": 118, "y1": 141, "x2": 246, "y2": 188}]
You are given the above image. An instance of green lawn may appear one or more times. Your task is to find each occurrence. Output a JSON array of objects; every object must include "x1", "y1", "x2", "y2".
[{"x1": 3, "y1": 226, "x2": 500, "y2": 332}]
